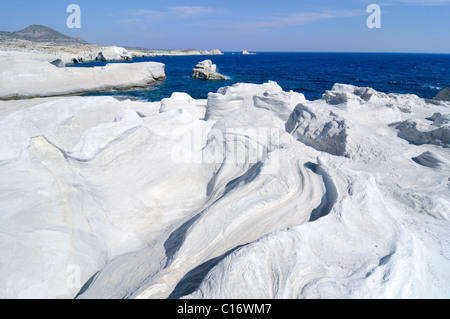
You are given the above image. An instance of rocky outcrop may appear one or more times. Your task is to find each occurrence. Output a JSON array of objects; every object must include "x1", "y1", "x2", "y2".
[
  {"x1": 95, "y1": 52, "x2": 106, "y2": 61},
  {"x1": 0, "y1": 59, "x2": 165, "y2": 99},
  {"x1": 285, "y1": 104, "x2": 349, "y2": 156},
  {"x1": 209, "y1": 49, "x2": 224, "y2": 55},
  {"x1": 206, "y1": 81, "x2": 305, "y2": 121},
  {"x1": 127, "y1": 48, "x2": 223, "y2": 57},
  {"x1": 412, "y1": 151, "x2": 449, "y2": 169},
  {"x1": 390, "y1": 119, "x2": 450, "y2": 148},
  {"x1": 50, "y1": 59, "x2": 65, "y2": 68},
  {"x1": 433, "y1": 88, "x2": 450, "y2": 102},
  {"x1": 1, "y1": 82, "x2": 450, "y2": 299},
  {"x1": 191, "y1": 60, "x2": 227, "y2": 80},
  {"x1": 69, "y1": 47, "x2": 132, "y2": 65}
]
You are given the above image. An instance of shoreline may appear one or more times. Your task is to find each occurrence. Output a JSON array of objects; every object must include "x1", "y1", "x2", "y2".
[
  {"x1": 0, "y1": 58, "x2": 166, "y2": 99},
  {"x1": 0, "y1": 41, "x2": 224, "y2": 66}
]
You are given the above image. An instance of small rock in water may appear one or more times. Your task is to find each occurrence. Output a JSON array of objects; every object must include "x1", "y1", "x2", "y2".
[
  {"x1": 191, "y1": 60, "x2": 227, "y2": 80},
  {"x1": 433, "y1": 88, "x2": 450, "y2": 102}
]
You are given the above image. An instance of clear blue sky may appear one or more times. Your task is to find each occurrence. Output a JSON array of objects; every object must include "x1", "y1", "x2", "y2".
[{"x1": 0, "y1": 0, "x2": 449, "y2": 53}]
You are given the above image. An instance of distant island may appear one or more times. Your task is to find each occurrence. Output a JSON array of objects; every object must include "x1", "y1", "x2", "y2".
[
  {"x1": 0, "y1": 24, "x2": 89, "y2": 44},
  {"x1": 0, "y1": 25, "x2": 223, "y2": 65}
]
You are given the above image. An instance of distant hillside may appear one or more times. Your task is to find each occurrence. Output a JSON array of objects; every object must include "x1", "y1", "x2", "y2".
[{"x1": 0, "y1": 25, "x2": 88, "y2": 44}]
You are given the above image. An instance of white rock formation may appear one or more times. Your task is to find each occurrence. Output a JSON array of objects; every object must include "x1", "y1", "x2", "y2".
[
  {"x1": 1, "y1": 41, "x2": 222, "y2": 66},
  {"x1": 391, "y1": 119, "x2": 450, "y2": 148},
  {"x1": 191, "y1": 60, "x2": 227, "y2": 80},
  {"x1": 208, "y1": 49, "x2": 224, "y2": 55},
  {"x1": 206, "y1": 81, "x2": 306, "y2": 121},
  {"x1": 285, "y1": 103, "x2": 348, "y2": 156},
  {"x1": 0, "y1": 81, "x2": 449, "y2": 299},
  {"x1": 0, "y1": 43, "x2": 133, "y2": 65},
  {"x1": 0, "y1": 58, "x2": 165, "y2": 99},
  {"x1": 97, "y1": 46, "x2": 132, "y2": 62},
  {"x1": 127, "y1": 48, "x2": 223, "y2": 58},
  {"x1": 68, "y1": 46, "x2": 133, "y2": 64},
  {"x1": 241, "y1": 50, "x2": 256, "y2": 55}
]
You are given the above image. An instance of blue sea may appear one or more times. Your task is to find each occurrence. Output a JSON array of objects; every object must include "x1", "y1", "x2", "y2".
[{"x1": 70, "y1": 52, "x2": 450, "y2": 102}]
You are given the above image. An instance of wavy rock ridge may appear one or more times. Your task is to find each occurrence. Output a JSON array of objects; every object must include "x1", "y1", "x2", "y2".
[{"x1": 0, "y1": 82, "x2": 449, "y2": 299}]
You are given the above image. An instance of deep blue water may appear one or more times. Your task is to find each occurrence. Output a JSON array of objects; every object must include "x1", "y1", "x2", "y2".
[{"x1": 70, "y1": 52, "x2": 450, "y2": 102}]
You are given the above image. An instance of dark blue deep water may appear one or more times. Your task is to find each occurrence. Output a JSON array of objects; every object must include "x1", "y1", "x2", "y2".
[{"x1": 70, "y1": 52, "x2": 450, "y2": 102}]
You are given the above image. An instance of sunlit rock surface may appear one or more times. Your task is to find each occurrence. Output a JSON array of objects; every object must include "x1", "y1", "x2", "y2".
[{"x1": 0, "y1": 82, "x2": 449, "y2": 299}]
